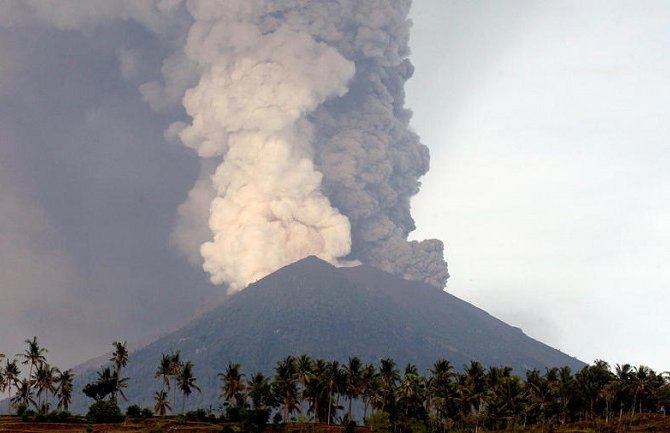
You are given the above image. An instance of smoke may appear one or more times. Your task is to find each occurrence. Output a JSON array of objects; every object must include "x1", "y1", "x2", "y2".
[{"x1": 5, "y1": 0, "x2": 448, "y2": 291}]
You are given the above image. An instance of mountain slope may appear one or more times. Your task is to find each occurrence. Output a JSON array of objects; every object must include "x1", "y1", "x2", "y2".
[{"x1": 71, "y1": 256, "x2": 583, "y2": 412}]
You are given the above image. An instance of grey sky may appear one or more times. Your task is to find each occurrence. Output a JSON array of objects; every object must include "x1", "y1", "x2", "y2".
[
  {"x1": 408, "y1": 0, "x2": 670, "y2": 370},
  {"x1": 0, "y1": 0, "x2": 667, "y2": 373}
]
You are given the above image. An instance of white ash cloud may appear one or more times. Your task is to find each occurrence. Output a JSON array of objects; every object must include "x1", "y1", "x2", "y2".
[{"x1": 3, "y1": 0, "x2": 448, "y2": 291}]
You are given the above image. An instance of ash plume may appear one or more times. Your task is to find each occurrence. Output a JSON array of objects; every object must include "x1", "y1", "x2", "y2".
[{"x1": 5, "y1": 0, "x2": 449, "y2": 291}]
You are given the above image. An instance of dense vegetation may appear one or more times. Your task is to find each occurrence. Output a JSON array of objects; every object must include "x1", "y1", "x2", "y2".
[{"x1": 1, "y1": 337, "x2": 669, "y2": 432}]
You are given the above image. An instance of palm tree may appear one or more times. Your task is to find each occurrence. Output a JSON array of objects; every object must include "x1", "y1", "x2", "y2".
[
  {"x1": 3, "y1": 360, "x2": 21, "y2": 412},
  {"x1": 110, "y1": 341, "x2": 129, "y2": 392},
  {"x1": 631, "y1": 365, "x2": 656, "y2": 414},
  {"x1": 273, "y1": 355, "x2": 299, "y2": 423},
  {"x1": 16, "y1": 337, "x2": 47, "y2": 382},
  {"x1": 0, "y1": 366, "x2": 5, "y2": 414},
  {"x1": 177, "y1": 361, "x2": 200, "y2": 414},
  {"x1": 377, "y1": 358, "x2": 400, "y2": 418},
  {"x1": 360, "y1": 363, "x2": 378, "y2": 420},
  {"x1": 554, "y1": 366, "x2": 574, "y2": 424},
  {"x1": 575, "y1": 360, "x2": 613, "y2": 420},
  {"x1": 154, "y1": 390, "x2": 171, "y2": 416},
  {"x1": 296, "y1": 354, "x2": 313, "y2": 415},
  {"x1": 614, "y1": 363, "x2": 633, "y2": 419},
  {"x1": 55, "y1": 369, "x2": 74, "y2": 411},
  {"x1": 398, "y1": 364, "x2": 425, "y2": 429},
  {"x1": 32, "y1": 362, "x2": 58, "y2": 413},
  {"x1": 11, "y1": 379, "x2": 36, "y2": 409},
  {"x1": 343, "y1": 356, "x2": 363, "y2": 421},
  {"x1": 324, "y1": 360, "x2": 342, "y2": 424},
  {"x1": 247, "y1": 372, "x2": 272, "y2": 409},
  {"x1": 218, "y1": 362, "x2": 246, "y2": 406},
  {"x1": 155, "y1": 353, "x2": 172, "y2": 394},
  {"x1": 168, "y1": 351, "x2": 182, "y2": 414},
  {"x1": 427, "y1": 359, "x2": 456, "y2": 431},
  {"x1": 305, "y1": 358, "x2": 329, "y2": 423}
]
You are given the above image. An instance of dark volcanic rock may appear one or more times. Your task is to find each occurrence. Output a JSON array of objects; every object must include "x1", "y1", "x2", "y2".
[{"x1": 70, "y1": 256, "x2": 583, "y2": 413}]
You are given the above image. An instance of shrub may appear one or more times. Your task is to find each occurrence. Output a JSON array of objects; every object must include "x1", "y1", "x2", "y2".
[
  {"x1": 365, "y1": 411, "x2": 391, "y2": 433},
  {"x1": 186, "y1": 408, "x2": 208, "y2": 421},
  {"x1": 16, "y1": 403, "x2": 28, "y2": 417},
  {"x1": 126, "y1": 404, "x2": 143, "y2": 418},
  {"x1": 408, "y1": 419, "x2": 427, "y2": 433},
  {"x1": 86, "y1": 400, "x2": 124, "y2": 423},
  {"x1": 46, "y1": 410, "x2": 72, "y2": 422},
  {"x1": 244, "y1": 408, "x2": 270, "y2": 433},
  {"x1": 224, "y1": 405, "x2": 243, "y2": 422},
  {"x1": 345, "y1": 420, "x2": 357, "y2": 433},
  {"x1": 272, "y1": 412, "x2": 282, "y2": 425},
  {"x1": 141, "y1": 407, "x2": 154, "y2": 418}
]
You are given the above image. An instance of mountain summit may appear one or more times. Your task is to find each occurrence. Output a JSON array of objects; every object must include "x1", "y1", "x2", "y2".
[{"x1": 72, "y1": 256, "x2": 582, "y2": 411}]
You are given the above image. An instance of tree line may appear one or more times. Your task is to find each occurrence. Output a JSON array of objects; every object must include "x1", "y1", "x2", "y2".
[{"x1": 2, "y1": 337, "x2": 670, "y2": 431}]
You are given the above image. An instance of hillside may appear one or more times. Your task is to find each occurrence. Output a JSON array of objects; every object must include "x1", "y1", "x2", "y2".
[{"x1": 70, "y1": 256, "x2": 582, "y2": 412}]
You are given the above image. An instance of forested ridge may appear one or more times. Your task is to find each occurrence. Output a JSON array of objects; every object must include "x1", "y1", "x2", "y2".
[{"x1": 1, "y1": 338, "x2": 669, "y2": 432}]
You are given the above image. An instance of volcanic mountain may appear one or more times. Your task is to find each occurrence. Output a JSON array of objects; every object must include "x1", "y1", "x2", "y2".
[{"x1": 70, "y1": 256, "x2": 582, "y2": 412}]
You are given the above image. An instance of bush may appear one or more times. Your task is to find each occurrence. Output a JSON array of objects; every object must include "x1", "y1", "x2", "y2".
[
  {"x1": 365, "y1": 411, "x2": 391, "y2": 433},
  {"x1": 408, "y1": 419, "x2": 427, "y2": 433},
  {"x1": 46, "y1": 410, "x2": 72, "y2": 422},
  {"x1": 345, "y1": 420, "x2": 357, "y2": 433},
  {"x1": 186, "y1": 408, "x2": 208, "y2": 421},
  {"x1": 86, "y1": 400, "x2": 124, "y2": 423},
  {"x1": 244, "y1": 408, "x2": 270, "y2": 433},
  {"x1": 16, "y1": 403, "x2": 28, "y2": 417},
  {"x1": 141, "y1": 407, "x2": 154, "y2": 418},
  {"x1": 272, "y1": 412, "x2": 283, "y2": 425},
  {"x1": 220, "y1": 425, "x2": 239, "y2": 433},
  {"x1": 126, "y1": 404, "x2": 143, "y2": 418},
  {"x1": 224, "y1": 405, "x2": 243, "y2": 422}
]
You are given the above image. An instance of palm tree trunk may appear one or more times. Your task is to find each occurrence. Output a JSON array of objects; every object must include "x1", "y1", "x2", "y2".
[
  {"x1": 173, "y1": 378, "x2": 177, "y2": 415},
  {"x1": 327, "y1": 390, "x2": 332, "y2": 425}
]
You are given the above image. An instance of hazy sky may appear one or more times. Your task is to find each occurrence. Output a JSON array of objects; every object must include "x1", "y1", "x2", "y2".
[
  {"x1": 0, "y1": 1, "x2": 668, "y2": 372},
  {"x1": 408, "y1": 0, "x2": 670, "y2": 371}
]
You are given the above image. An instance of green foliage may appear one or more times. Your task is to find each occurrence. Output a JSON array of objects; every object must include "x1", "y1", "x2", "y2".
[
  {"x1": 272, "y1": 412, "x2": 283, "y2": 425},
  {"x1": 83, "y1": 373, "x2": 116, "y2": 401},
  {"x1": 224, "y1": 405, "x2": 243, "y2": 422},
  {"x1": 244, "y1": 408, "x2": 270, "y2": 433},
  {"x1": 186, "y1": 408, "x2": 208, "y2": 421},
  {"x1": 220, "y1": 425, "x2": 238, "y2": 433},
  {"x1": 86, "y1": 400, "x2": 124, "y2": 423},
  {"x1": 125, "y1": 404, "x2": 153, "y2": 419},
  {"x1": 366, "y1": 411, "x2": 391, "y2": 433},
  {"x1": 126, "y1": 404, "x2": 143, "y2": 418},
  {"x1": 408, "y1": 419, "x2": 426, "y2": 433},
  {"x1": 16, "y1": 403, "x2": 28, "y2": 417}
]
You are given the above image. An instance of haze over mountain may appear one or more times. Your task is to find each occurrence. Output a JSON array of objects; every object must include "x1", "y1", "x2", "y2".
[{"x1": 70, "y1": 256, "x2": 582, "y2": 413}]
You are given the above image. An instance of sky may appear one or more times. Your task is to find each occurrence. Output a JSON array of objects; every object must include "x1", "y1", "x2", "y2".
[
  {"x1": 407, "y1": 0, "x2": 670, "y2": 371},
  {"x1": 0, "y1": 0, "x2": 668, "y2": 372}
]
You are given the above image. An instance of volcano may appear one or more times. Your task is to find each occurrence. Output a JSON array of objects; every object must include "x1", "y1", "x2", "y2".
[{"x1": 71, "y1": 256, "x2": 582, "y2": 412}]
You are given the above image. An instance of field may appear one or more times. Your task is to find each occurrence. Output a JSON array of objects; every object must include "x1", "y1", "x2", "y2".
[{"x1": 2, "y1": 415, "x2": 670, "y2": 433}]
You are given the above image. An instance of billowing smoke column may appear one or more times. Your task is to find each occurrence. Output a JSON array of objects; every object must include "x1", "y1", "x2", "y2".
[
  {"x1": 168, "y1": 0, "x2": 449, "y2": 291},
  {"x1": 6, "y1": 0, "x2": 448, "y2": 291}
]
